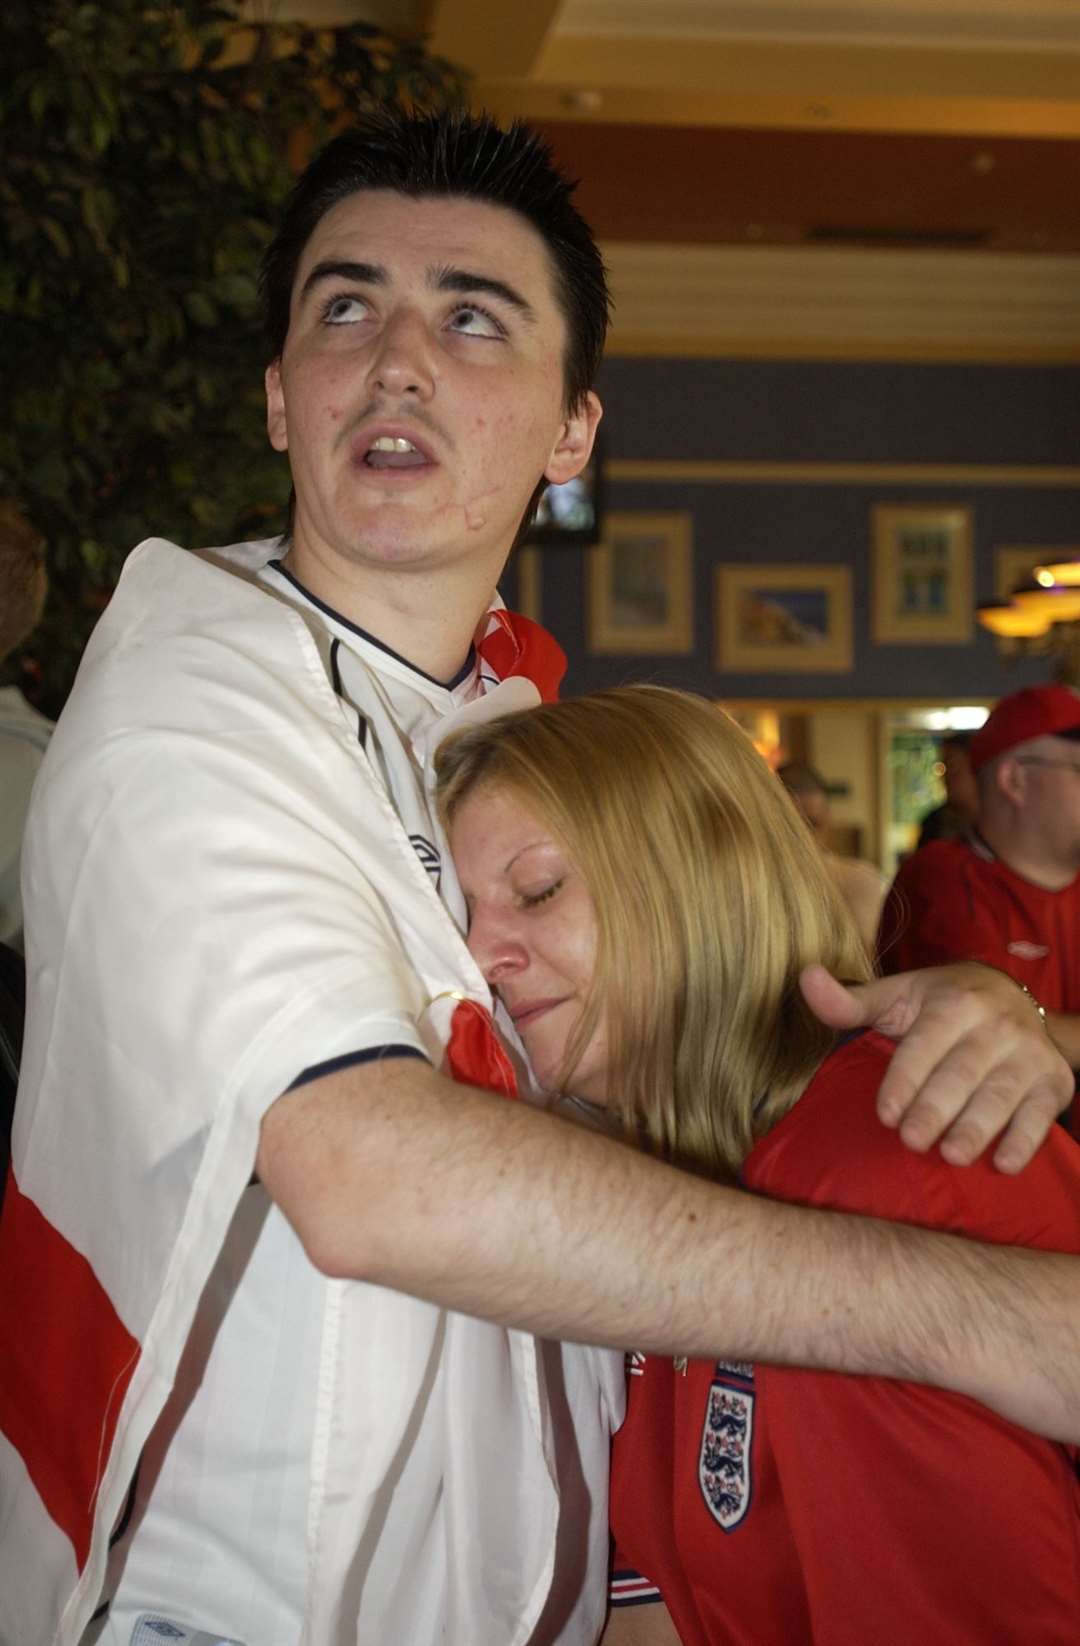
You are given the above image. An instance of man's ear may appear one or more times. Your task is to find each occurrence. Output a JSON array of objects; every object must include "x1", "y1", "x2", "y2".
[
  {"x1": 997, "y1": 753, "x2": 1027, "y2": 808},
  {"x1": 266, "y1": 360, "x2": 288, "y2": 453},
  {"x1": 544, "y1": 391, "x2": 602, "y2": 486}
]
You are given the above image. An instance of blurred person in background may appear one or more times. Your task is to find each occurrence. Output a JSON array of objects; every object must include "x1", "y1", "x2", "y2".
[
  {"x1": 879, "y1": 685, "x2": 1080, "y2": 1130},
  {"x1": 0, "y1": 500, "x2": 52, "y2": 951},
  {"x1": 915, "y1": 730, "x2": 978, "y2": 849},
  {"x1": 777, "y1": 759, "x2": 887, "y2": 956}
]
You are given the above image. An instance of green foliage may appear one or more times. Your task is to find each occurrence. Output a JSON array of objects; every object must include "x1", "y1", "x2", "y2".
[{"x1": 1, "y1": 0, "x2": 467, "y2": 714}]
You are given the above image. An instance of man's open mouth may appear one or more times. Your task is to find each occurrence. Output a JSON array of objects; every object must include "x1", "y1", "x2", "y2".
[{"x1": 363, "y1": 435, "x2": 431, "y2": 469}]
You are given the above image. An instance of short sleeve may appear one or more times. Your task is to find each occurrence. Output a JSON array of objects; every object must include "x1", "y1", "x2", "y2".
[
  {"x1": 18, "y1": 573, "x2": 444, "y2": 1280},
  {"x1": 609, "y1": 1557, "x2": 665, "y2": 1610}
]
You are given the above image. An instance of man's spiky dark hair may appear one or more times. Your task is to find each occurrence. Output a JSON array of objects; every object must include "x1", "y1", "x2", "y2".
[{"x1": 261, "y1": 106, "x2": 610, "y2": 410}]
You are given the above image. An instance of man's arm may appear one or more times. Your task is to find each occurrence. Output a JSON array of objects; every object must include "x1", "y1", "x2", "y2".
[
  {"x1": 872, "y1": 850, "x2": 1080, "y2": 1081},
  {"x1": 874, "y1": 857, "x2": 1080, "y2": 1078},
  {"x1": 802, "y1": 961, "x2": 1070, "y2": 1170},
  {"x1": 256, "y1": 1053, "x2": 1080, "y2": 1444}
]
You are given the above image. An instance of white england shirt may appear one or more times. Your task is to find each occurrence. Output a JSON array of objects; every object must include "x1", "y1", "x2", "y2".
[{"x1": 3, "y1": 538, "x2": 622, "y2": 1646}]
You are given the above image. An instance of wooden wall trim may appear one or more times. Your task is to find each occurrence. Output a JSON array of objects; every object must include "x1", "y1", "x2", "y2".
[{"x1": 609, "y1": 460, "x2": 1080, "y2": 488}]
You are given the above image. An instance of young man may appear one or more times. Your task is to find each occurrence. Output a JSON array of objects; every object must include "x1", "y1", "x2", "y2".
[
  {"x1": 880, "y1": 684, "x2": 1080, "y2": 1113},
  {"x1": 1, "y1": 111, "x2": 1076, "y2": 1646}
]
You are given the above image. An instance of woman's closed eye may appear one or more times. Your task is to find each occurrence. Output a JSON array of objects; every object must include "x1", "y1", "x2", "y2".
[{"x1": 520, "y1": 879, "x2": 564, "y2": 909}]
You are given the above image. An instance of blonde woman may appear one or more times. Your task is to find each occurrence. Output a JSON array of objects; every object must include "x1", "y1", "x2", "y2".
[{"x1": 436, "y1": 685, "x2": 1080, "y2": 1646}]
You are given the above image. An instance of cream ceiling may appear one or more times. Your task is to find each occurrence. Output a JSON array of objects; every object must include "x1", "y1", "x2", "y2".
[
  {"x1": 241, "y1": 0, "x2": 1080, "y2": 356},
  {"x1": 255, "y1": 0, "x2": 1080, "y2": 133},
  {"x1": 563, "y1": 2, "x2": 1080, "y2": 50}
]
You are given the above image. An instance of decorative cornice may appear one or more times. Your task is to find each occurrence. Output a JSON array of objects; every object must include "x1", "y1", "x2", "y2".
[
  {"x1": 561, "y1": 3, "x2": 1080, "y2": 54},
  {"x1": 603, "y1": 242, "x2": 1080, "y2": 360}
]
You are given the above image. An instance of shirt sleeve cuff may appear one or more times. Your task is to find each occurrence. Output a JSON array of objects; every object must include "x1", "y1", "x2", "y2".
[
  {"x1": 609, "y1": 1568, "x2": 665, "y2": 1608},
  {"x1": 287, "y1": 1043, "x2": 429, "y2": 1092}
]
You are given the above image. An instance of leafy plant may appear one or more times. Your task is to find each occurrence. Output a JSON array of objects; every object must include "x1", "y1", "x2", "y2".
[{"x1": 1, "y1": 0, "x2": 467, "y2": 714}]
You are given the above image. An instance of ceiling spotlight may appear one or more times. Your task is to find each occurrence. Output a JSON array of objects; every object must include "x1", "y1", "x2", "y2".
[
  {"x1": 1036, "y1": 555, "x2": 1080, "y2": 587},
  {"x1": 560, "y1": 88, "x2": 602, "y2": 113}
]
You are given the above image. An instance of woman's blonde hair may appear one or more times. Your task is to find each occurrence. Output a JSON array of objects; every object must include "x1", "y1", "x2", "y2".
[{"x1": 435, "y1": 686, "x2": 869, "y2": 1178}]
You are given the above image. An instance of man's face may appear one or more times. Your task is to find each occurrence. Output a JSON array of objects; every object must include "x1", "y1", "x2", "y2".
[
  {"x1": 266, "y1": 189, "x2": 601, "y2": 586},
  {"x1": 1010, "y1": 733, "x2": 1080, "y2": 870}
]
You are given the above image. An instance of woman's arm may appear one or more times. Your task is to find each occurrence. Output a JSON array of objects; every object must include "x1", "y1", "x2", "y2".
[{"x1": 601, "y1": 1602, "x2": 683, "y2": 1646}]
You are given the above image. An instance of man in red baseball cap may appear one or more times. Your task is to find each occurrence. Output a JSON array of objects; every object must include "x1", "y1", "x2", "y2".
[
  {"x1": 968, "y1": 684, "x2": 1080, "y2": 771},
  {"x1": 879, "y1": 684, "x2": 1080, "y2": 1125}
]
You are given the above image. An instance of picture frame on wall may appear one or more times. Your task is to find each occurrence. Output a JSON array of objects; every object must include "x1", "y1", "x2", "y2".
[
  {"x1": 587, "y1": 511, "x2": 693, "y2": 654},
  {"x1": 871, "y1": 504, "x2": 973, "y2": 645},
  {"x1": 715, "y1": 564, "x2": 853, "y2": 673}
]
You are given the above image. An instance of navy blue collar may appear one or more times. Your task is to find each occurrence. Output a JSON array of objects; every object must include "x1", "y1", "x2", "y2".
[{"x1": 270, "y1": 560, "x2": 476, "y2": 691}]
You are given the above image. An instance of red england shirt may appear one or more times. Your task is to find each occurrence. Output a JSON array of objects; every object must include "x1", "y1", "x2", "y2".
[{"x1": 609, "y1": 1032, "x2": 1080, "y2": 1645}]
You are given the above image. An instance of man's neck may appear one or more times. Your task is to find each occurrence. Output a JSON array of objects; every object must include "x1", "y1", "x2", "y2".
[
  {"x1": 975, "y1": 816, "x2": 1079, "y2": 892},
  {"x1": 279, "y1": 545, "x2": 497, "y2": 687}
]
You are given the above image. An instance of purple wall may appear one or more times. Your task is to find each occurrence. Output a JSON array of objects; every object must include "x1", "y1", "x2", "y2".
[{"x1": 503, "y1": 358, "x2": 1080, "y2": 701}]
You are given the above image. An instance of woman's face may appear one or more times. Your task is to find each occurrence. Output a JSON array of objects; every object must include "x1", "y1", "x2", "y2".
[{"x1": 449, "y1": 782, "x2": 610, "y2": 1101}]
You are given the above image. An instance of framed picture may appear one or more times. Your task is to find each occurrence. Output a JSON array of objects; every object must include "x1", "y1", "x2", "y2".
[
  {"x1": 871, "y1": 504, "x2": 973, "y2": 644},
  {"x1": 587, "y1": 511, "x2": 693, "y2": 654},
  {"x1": 715, "y1": 564, "x2": 853, "y2": 673}
]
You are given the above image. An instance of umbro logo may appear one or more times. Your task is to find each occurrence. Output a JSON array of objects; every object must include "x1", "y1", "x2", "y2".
[
  {"x1": 1007, "y1": 941, "x2": 1050, "y2": 959},
  {"x1": 410, "y1": 833, "x2": 442, "y2": 888}
]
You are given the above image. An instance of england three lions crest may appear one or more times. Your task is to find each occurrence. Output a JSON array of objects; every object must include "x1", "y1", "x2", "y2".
[{"x1": 698, "y1": 1361, "x2": 755, "y2": 1531}]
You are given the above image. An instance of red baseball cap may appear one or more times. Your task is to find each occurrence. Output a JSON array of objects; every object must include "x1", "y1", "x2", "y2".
[{"x1": 969, "y1": 684, "x2": 1080, "y2": 773}]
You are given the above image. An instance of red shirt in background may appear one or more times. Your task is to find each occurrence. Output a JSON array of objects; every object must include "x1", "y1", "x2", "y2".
[
  {"x1": 878, "y1": 834, "x2": 1080, "y2": 1000},
  {"x1": 609, "y1": 1032, "x2": 1080, "y2": 1646},
  {"x1": 877, "y1": 835, "x2": 1080, "y2": 1131}
]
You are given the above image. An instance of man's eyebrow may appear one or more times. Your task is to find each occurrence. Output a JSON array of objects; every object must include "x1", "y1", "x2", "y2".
[
  {"x1": 430, "y1": 265, "x2": 537, "y2": 322},
  {"x1": 298, "y1": 260, "x2": 386, "y2": 304}
]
